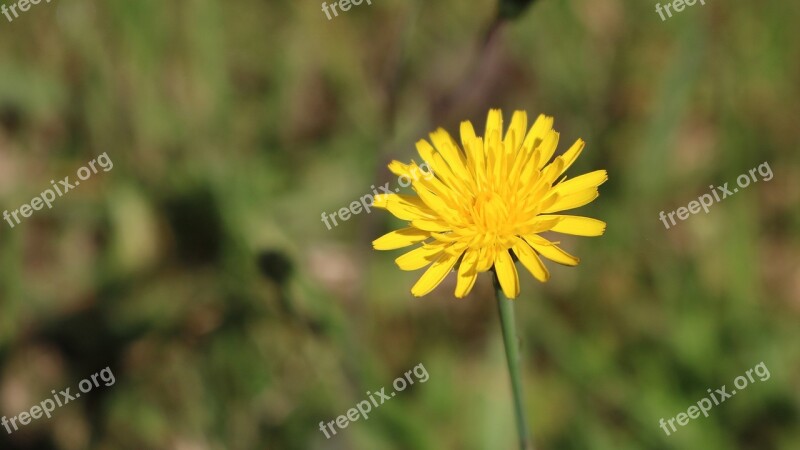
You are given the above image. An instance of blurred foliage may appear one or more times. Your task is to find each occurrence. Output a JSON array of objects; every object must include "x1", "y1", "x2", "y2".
[
  {"x1": 0, "y1": 0, "x2": 799, "y2": 449},
  {"x1": 498, "y1": 0, "x2": 539, "y2": 20}
]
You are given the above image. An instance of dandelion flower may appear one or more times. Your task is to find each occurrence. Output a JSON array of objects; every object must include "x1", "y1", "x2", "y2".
[{"x1": 372, "y1": 109, "x2": 607, "y2": 299}]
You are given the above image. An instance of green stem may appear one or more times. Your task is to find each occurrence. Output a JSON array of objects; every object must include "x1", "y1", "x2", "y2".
[{"x1": 494, "y1": 274, "x2": 534, "y2": 450}]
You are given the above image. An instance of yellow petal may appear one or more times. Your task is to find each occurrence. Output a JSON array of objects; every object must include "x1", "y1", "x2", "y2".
[
  {"x1": 460, "y1": 120, "x2": 477, "y2": 145},
  {"x1": 420, "y1": 144, "x2": 455, "y2": 176},
  {"x1": 525, "y1": 235, "x2": 580, "y2": 266},
  {"x1": 485, "y1": 109, "x2": 503, "y2": 142},
  {"x1": 521, "y1": 216, "x2": 563, "y2": 233},
  {"x1": 410, "y1": 219, "x2": 452, "y2": 232},
  {"x1": 372, "y1": 228, "x2": 431, "y2": 250},
  {"x1": 395, "y1": 242, "x2": 447, "y2": 270},
  {"x1": 494, "y1": 248, "x2": 520, "y2": 299},
  {"x1": 455, "y1": 249, "x2": 479, "y2": 298},
  {"x1": 488, "y1": 128, "x2": 505, "y2": 184},
  {"x1": 430, "y1": 128, "x2": 468, "y2": 177},
  {"x1": 550, "y1": 170, "x2": 608, "y2": 197},
  {"x1": 430, "y1": 231, "x2": 463, "y2": 243},
  {"x1": 374, "y1": 193, "x2": 427, "y2": 210},
  {"x1": 378, "y1": 194, "x2": 437, "y2": 221},
  {"x1": 546, "y1": 215, "x2": 606, "y2": 236},
  {"x1": 411, "y1": 251, "x2": 461, "y2": 297},
  {"x1": 534, "y1": 130, "x2": 560, "y2": 169},
  {"x1": 520, "y1": 156, "x2": 562, "y2": 197},
  {"x1": 507, "y1": 143, "x2": 536, "y2": 188},
  {"x1": 542, "y1": 189, "x2": 599, "y2": 214},
  {"x1": 521, "y1": 114, "x2": 553, "y2": 158},
  {"x1": 536, "y1": 192, "x2": 560, "y2": 215},
  {"x1": 387, "y1": 160, "x2": 413, "y2": 179},
  {"x1": 511, "y1": 238, "x2": 550, "y2": 282},
  {"x1": 505, "y1": 110, "x2": 528, "y2": 152},
  {"x1": 415, "y1": 140, "x2": 462, "y2": 196},
  {"x1": 413, "y1": 176, "x2": 464, "y2": 222},
  {"x1": 557, "y1": 139, "x2": 585, "y2": 176},
  {"x1": 468, "y1": 136, "x2": 487, "y2": 189},
  {"x1": 387, "y1": 160, "x2": 433, "y2": 186},
  {"x1": 476, "y1": 246, "x2": 494, "y2": 272},
  {"x1": 539, "y1": 156, "x2": 565, "y2": 186}
]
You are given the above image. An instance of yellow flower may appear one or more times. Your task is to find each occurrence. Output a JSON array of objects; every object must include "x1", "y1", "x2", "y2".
[{"x1": 372, "y1": 109, "x2": 607, "y2": 299}]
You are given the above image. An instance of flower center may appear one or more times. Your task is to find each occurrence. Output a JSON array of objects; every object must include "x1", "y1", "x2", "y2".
[{"x1": 470, "y1": 190, "x2": 512, "y2": 243}]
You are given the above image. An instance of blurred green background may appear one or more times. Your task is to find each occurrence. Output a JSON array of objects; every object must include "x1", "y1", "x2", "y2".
[{"x1": 1, "y1": 0, "x2": 799, "y2": 448}]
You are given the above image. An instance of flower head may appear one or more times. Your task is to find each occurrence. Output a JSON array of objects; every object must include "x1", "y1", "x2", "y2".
[{"x1": 373, "y1": 109, "x2": 607, "y2": 299}]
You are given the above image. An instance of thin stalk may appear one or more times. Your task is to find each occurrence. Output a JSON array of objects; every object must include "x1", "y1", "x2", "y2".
[{"x1": 494, "y1": 274, "x2": 534, "y2": 450}]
